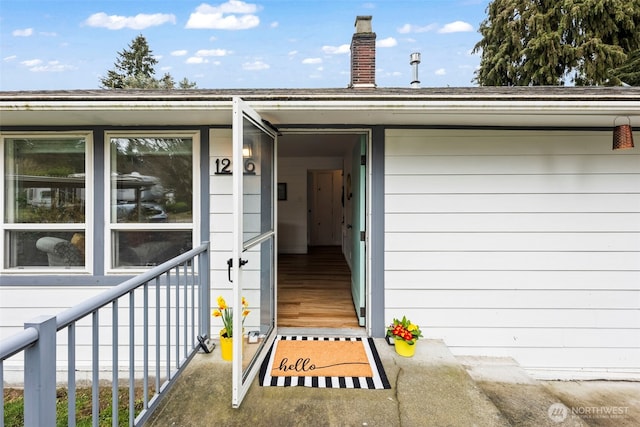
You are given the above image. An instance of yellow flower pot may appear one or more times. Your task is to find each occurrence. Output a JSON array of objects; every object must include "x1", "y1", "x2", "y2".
[
  {"x1": 219, "y1": 329, "x2": 245, "y2": 361},
  {"x1": 394, "y1": 338, "x2": 417, "y2": 357},
  {"x1": 219, "y1": 329, "x2": 233, "y2": 361}
]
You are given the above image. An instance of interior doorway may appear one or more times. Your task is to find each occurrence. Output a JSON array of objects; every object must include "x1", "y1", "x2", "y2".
[
  {"x1": 308, "y1": 170, "x2": 342, "y2": 246},
  {"x1": 276, "y1": 131, "x2": 367, "y2": 329}
]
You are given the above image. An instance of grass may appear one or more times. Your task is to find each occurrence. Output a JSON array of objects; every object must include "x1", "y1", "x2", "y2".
[{"x1": 4, "y1": 385, "x2": 153, "y2": 427}]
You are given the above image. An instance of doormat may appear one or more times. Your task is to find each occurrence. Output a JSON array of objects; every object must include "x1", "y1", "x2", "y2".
[{"x1": 259, "y1": 336, "x2": 390, "y2": 389}]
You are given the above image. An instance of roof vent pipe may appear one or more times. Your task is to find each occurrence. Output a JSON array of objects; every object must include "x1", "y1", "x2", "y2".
[{"x1": 410, "y1": 52, "x2": 421, "y2": 88}]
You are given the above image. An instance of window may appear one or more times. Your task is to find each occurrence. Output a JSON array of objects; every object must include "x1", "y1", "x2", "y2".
[
  {"x1": 2, "y1": 133, "x2": 91, "y2": 270},
  {"x1": 107, "y1": 133, "x2": 198, "y2": 270}
]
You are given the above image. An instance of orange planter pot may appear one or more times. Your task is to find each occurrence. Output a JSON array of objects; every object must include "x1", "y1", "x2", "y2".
[{"x1": 394, "y1": 338, "x2": 417, "y2": 357}]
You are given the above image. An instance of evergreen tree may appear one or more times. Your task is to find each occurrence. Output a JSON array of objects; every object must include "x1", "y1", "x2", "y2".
[
  {"x1": 473, "y1": 0, "x2": 640, "y2": 86},
  {"x1": 100, "y1": 35, "x2": 197, "y2": 89},
  {"x1": 611, "y1": 49, "x2": 640, "y2": 86}
]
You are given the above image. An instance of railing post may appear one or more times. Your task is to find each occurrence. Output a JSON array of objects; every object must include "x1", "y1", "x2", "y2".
[
  {"x1": 24, "y1": 315, "x2": 56, "y2": 427},
  {"x1": 199, "y1": 246, "x2": 211, "y2": 338}
]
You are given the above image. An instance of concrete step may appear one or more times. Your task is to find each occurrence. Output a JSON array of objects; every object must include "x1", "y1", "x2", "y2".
[
  {"x1": 146, "y1": 338, "x2": 640, "y2": 426},
  {"x1": 146, "y1": 338, "x2": 511, "y2": 426},
  {"x1": 459, "y1": 356, "x2": 589, "y2": 427},
  {"x1": 459, "y1": 356, "x2": 640, "y2": 427}
]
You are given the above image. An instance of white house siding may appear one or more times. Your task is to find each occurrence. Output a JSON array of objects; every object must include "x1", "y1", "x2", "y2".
[
  {"x1": 209, "y1": 128, "x2": 265, "y2": 333},
  {"x1": 209, "y1": 129, "x2": 240, "y2": 331},
  {"x1": 384, "y1": 129, "x2": 640, "y2": 379},
  {"x1": 0, "y1": 284, "x2": 198, "y2": 384}
]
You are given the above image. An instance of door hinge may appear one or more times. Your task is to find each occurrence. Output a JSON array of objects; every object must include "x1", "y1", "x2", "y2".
[
  {"x1": 360, "y1": 307, "x2": 366, "y2": 318},
  {"x1": 261, "y1": 119, "x2": 281, "y2": 136},
  {"x1": 360, "y1": 231, "x2": 366, "y2": 241},
  {"x1": 360, "y1": 155, "x2": 366, "y2": 165}
]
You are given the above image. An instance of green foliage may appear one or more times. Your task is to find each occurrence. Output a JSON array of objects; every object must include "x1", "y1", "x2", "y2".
[
  {"x1": 166, "y1": 201, "x2": 189, "y2": 214},
  {"x1": 3, "y1": 387, "x2": 148, "y2": 427},
  {"x1": 473, "y1": 0, "x2": 640, "y2": 86},
  {"x1": 100, "y1": 35, "x2": 197, "y2": 89},
  {"x1": 45, "y1": 166, "x2": 74, "y2": 177},
  {"x1": 611, "y1": 49, "x2": 640, "y2": 85}
]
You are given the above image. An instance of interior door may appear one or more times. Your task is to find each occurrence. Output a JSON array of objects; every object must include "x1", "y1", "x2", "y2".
[{"x1": 231, "y1": 97, "x2": 278, "y2": 408}]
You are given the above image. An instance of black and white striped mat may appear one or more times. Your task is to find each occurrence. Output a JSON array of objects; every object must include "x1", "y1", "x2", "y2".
[{"x1": 258, "y1": 336, "x2": 391, "y2": 389}]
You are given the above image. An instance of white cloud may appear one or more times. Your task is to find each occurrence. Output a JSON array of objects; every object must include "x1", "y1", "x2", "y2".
[
  {"x1": 243, "y1": 60, "x2": 269, "y2": 70},
  {"x1": 397, "y1": 23, "x2": 437, "y2": 34},
  {"x1": 28, "y1": 60, "x2": 75, "y2": 72},
  {"x1": 270, "y1": 21, "x2": 279, "y2": 28},
  {"x1": 302, "y1": 58, "x2": 322, "y2": 65},
  {"x1": 3, "y1": 55, "x2": 17, "y2": 62},
  {"x1": 186, "y1": 57, "x2": 208, "y2": 64},
  {"x1": 186, "y1": 1, "x2": 260, "y2": 30},
  {"x1": 13, "y1": 28, "x2": 33, "y2": 37},
  {"x1": 377, "y1": 37, "x2": 397, "y2": 48},
  {"x1": 171, "y1": 50, "x2": 189, "y2": 57},
  {"x1": 84, "y1": 12, "x2": 176, "y2": 30},
  {"x1": 435, "y1": 68, "x2": 447, "y2": 76},
  {"x1": 439, "y1": 21, "x2": 474, "y2": 33},
  {"x1": 288, "y1": 50, "x2": 298, "y2": 57},
  {"x1": 321, "y1": 44, "x2": 350, "y2": 55},
  {"x1": 195, "y1": 49, "x2": 230, "y2": 57},
  {"x1": 21, "y1": 59, "x2": 42, "y2": 67}
]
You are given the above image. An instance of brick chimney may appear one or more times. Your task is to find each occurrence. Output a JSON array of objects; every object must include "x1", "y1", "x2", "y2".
[{"x1": 350, "y1": 16, "x2": 376, "y2": 88}]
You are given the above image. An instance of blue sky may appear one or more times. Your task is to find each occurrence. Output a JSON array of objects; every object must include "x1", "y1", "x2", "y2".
[{"x1": 0, "y1": 0, "x2": 490, "y2": 91}]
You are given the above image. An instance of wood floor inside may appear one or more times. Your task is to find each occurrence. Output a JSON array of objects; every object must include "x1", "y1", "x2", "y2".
[{"x1": 277, "y1": 246, "x2": 360, "y2": 328}]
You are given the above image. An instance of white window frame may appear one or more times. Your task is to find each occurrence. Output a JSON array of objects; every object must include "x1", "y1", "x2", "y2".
[
  {"x1": 104, "y1": 131, "x2": 200, "y2": 274},
  {"x1": 0, "y1": 131, "x2": 93, "y2": 274}
]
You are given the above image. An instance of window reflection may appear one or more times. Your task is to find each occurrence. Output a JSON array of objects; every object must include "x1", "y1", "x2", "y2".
[
  {"x1": 3, "y1": 137, "x2": 86, "y2": 268},
  {"x1": 109, "y1": 136, "x2": 194, "y2": 269},
  {"x1": 113, "y1": 231, "x2": 192, "y2": 268},
  {"x1": 5, "y1": 138, "x2": 86, "y2": 224},
  {"x1": 110, "y1": 137, "x2": 193, "y2": 224}
]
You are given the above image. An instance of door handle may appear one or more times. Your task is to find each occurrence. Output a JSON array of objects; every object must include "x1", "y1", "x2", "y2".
[{"x1": 227, "y1": 258, "x2": 248, "y2": 282}]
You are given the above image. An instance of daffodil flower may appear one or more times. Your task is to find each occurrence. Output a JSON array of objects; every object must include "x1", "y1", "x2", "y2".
[{"x1": 212, "y1": 296, "x2": 249, "y2": 338}]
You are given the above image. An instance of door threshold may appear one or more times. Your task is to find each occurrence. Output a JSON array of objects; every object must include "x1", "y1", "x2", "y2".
[{"x1": 278, "y1": 326, "x2": 367, "y2": 337}]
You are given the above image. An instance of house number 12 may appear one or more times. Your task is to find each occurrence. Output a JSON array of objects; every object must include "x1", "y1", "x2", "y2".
[{"x1": 215, "y1": 158, "x2": 256, "y2": 175}]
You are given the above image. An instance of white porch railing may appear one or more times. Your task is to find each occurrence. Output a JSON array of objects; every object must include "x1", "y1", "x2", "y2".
[{"x1": 0, "y1": 242, "x2": 210, "y2": 427}]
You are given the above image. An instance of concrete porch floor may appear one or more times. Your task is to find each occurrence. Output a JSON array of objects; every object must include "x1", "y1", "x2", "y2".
[{"x1": 145, "y1": 338, "x2": 640, "y2": 426}]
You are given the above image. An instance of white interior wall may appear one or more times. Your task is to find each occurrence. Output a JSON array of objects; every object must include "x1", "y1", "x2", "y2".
[
  {"x1": 384, "y1": 129, "x2": 640, "y2": 379},
  {"x1": 277, "y1": 156, "x2": 344, "y2": 253}
]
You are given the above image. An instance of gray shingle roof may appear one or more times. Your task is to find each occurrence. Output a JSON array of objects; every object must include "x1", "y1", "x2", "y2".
[{"x1": 1, "y1": 86, "x2": 639, "y2": 102}]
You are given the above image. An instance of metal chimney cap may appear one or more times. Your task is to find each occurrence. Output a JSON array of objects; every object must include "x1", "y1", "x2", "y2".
[{"x1": 410, "y1": 52, "x2": 421, "y2": 64}]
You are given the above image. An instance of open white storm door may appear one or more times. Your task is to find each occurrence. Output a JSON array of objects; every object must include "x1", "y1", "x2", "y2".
[{"x1": 231, "y1": 97, "x2": 278, "y2": 407}]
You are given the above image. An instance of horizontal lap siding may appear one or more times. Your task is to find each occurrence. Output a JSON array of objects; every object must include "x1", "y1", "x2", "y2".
[
  {"x1": 209, "y1": 129, "x2": 264, "y2": 333},
  {"x1": 384, "y1": 129, "x2": 640, "y2": 378}
]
